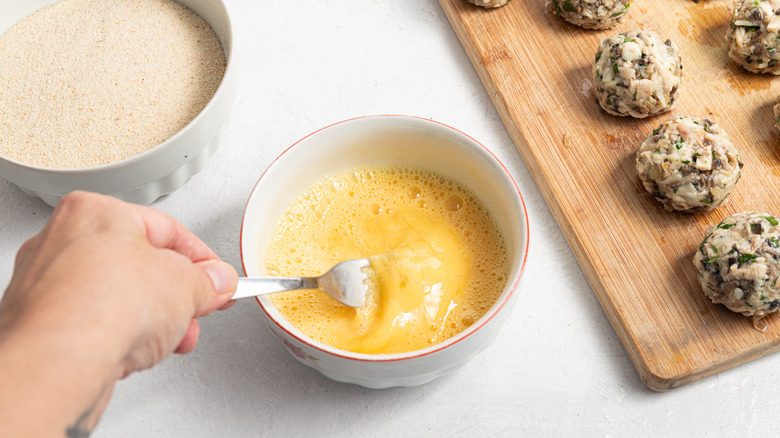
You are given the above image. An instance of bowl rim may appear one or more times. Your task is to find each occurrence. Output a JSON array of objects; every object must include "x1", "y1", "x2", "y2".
[
  {"x1": 0, "y1": 0, "x2": 235, "y2": 173},
  {"x1": 240, "y1": 114, "x2": 530, "y2": 363}
]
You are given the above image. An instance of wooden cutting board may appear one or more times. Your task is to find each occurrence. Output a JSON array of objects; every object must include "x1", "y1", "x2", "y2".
[{"x1": 438, "y1": 0, "x2": 780, "y2": 390}]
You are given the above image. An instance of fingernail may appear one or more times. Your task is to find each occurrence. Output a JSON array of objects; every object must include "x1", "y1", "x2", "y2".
[{"x1": 205, "y1": 262, "x2": 238, "y2": 295}]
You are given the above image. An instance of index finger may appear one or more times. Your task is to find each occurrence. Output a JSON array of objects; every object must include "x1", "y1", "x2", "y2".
[{"x1": 128, "y1": 203, "x2": 219, "y2": 264}]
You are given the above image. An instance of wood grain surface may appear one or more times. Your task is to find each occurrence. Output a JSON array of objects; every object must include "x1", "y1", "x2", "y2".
[{"x1": 438, "y1": 0, "x2": 780, "y2": 390}]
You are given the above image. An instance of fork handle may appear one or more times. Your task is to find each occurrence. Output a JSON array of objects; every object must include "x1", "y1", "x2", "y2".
[{"x1": 232, "y1": 277, "x2": 318, "y2": 299}]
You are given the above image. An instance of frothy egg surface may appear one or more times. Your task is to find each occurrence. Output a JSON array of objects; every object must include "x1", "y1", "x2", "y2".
[{"x1": 264, "y1": 166, "x2": 509, "y2": 354}]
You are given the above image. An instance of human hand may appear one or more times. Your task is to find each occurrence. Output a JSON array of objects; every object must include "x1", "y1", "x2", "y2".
[{"x1": 0, "y1": 191, "x2": 238, "y2": 436}]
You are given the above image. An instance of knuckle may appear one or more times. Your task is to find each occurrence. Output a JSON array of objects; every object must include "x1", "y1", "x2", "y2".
[
  {"x1": 14, "y1": 237, "x2": 37, "y2": 263},
  {"x1": 57, "y1": 190, "x2": 94, "y2": 211}
]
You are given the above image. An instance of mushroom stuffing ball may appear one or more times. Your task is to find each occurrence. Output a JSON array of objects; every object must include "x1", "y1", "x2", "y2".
[
  {"x1": 553, "y1": 0, "x2": 631, "y2": 30},
  {"x1": 467, "y1": 0, "x2": 509, "y2": 8},
  {"x1": 774, "y1": 100, "x2": 780, "y2": 132},
  {"x1": 593, "y1": 30, "x2": 682, "y2": 118},
  {"x1": 695, "y1": 212, "x2": 780, "y2": 330},
  {"x1": 636, "y1": 116, "x2": 742, "y2": 213},
  {"x1": 726, "y1": 0, "x2": 780, "y2": 74}
]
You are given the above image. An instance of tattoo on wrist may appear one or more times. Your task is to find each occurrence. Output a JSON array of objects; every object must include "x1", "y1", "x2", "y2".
[{"x1": 66, "y1": 406, "x2": 93, "y2": 438}]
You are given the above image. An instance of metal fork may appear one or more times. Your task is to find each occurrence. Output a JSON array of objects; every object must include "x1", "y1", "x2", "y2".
[{"x1": 232, "y1": 258, "x2": 372, "y2": 308}]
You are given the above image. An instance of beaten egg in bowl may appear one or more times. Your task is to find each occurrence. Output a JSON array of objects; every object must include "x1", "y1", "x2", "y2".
[
  {"x1": 264, "y1": 165, "x2": 509, "y2": 354},
  {"x1": 241, "y1": 115, "x2": 528, "y2": 388}
]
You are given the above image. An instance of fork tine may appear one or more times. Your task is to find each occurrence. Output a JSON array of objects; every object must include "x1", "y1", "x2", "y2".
[{"x1": 317, "y1": 258, "x2": 372, "y2": 308}]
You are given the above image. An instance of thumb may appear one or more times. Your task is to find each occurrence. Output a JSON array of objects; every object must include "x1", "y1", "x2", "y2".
[
  {"x1": 199, "y1": 261, "x2": 238, "y2": 316},
  {"x1": 174, "y1": 261, "x2": 236, "y2": 355}
]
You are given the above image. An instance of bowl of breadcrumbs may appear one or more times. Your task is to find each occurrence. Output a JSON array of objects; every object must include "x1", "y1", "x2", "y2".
[{"x1": 0, "y1": 0, "x2": 237, "y2": 206}]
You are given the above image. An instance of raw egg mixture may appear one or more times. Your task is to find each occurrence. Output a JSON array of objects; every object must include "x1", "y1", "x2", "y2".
[{"x1": 264, "y1": 165, "x2": 509, "y2": 354}]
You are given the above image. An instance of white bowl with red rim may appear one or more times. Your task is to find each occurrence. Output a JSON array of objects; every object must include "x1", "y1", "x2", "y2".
[{"x1": 240, "y1": 115, "x2": 529, "y2": 388}]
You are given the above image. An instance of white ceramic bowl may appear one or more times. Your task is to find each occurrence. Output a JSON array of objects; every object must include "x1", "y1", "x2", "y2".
[
  {"x1": 0, "y1": 0, "x2": 237, "y2": 207},
  {"x1": 241, "y1": 115, "x2": 529, "y2": 388}
]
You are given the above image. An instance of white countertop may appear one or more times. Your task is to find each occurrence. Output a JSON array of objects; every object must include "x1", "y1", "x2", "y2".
[{"x1": 1, "y1": 0, "x2": 777, "y2": 436}]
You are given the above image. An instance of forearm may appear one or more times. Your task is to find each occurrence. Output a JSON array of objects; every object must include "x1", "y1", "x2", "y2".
[{"x1": 0, "y1": 309, "x2": 119, "y2": 437}]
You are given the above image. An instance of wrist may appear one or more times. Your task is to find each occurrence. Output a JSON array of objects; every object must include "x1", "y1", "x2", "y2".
[{"x1": 0, "y1": 298, "x2": 120, "y2": 436}]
